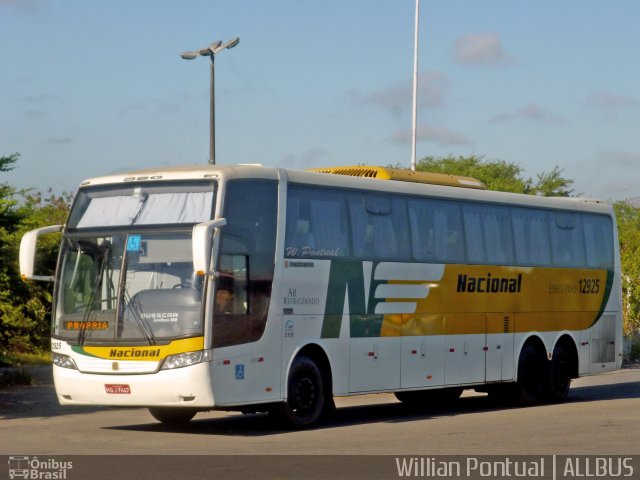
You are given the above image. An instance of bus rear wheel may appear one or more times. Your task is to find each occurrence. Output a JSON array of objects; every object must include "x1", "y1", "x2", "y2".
[
  {"x1": 148, "y1": 407, "x2": 197, "y2": 425},
  {"x1": 512, "y1": 345, "x2": 547, "y2": 405},
  {"x1": 270, "y1": 356, "x2": 325, "y2": 428},
  {"x1": 547, "y1": 346, "x2": 572, "y2": 402}
]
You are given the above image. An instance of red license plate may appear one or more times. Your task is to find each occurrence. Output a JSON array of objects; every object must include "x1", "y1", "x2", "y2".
[{"x1": 105, "y1": 384, "x2": 131, "y2": 394}]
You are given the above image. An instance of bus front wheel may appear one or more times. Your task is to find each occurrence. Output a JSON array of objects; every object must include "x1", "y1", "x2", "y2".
[
  {"x1": 148, "y1": 407, "x2": 197, "y2": 425},
  {"x1": 270, "y1": 356, "x2": 325, "y2": 428}
]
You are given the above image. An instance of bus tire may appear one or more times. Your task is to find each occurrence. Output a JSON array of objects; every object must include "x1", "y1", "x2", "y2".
[
  {"x1": 512, "y1": 345, "x2": 547, "y2": 405},
  {"x1": 394, "y1": 391, "x2": 425, "y2": 405},
  {"x1": 547, "y1": 346, "x2": 572, "y2": 403},
  {"x1": 271, "y1": 356, "x2": 325, "y2": 428},
  {"x1": 148, "y1": 407, "x2": 197, "y2": 425}
]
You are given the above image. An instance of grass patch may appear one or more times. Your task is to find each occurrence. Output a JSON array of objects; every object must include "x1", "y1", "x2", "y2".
[{"x1": 0, "y1": 350, "x2": 51, "y2": 367}]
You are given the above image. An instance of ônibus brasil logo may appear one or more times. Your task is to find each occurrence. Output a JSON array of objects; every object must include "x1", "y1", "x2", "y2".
[{"x1": 8, "y1": 456, "x2": 73, "y2": 479}]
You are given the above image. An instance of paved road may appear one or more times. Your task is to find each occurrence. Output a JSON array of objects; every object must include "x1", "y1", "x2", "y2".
[{"x1": 1, "y1": 366, "x2": 639, "y2": 456}]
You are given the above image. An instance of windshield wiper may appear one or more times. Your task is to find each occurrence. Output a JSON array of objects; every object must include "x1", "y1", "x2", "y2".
[
  {"x1": 78, "y1": 250, "x2": 108, "y2": 345},
  {"x1": 123, "y1": 288, "x2": 156, "y2": 346}
]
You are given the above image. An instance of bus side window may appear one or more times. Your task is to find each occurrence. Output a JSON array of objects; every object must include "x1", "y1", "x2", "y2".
[
  {"x1": 463, "y1": 204, "x2": 514, "y2": 265},
  {"x1": 213, "y1": 179, "x2": 277, "y2": 348},
  {"x1": 549, "y1": 212, "x2": 586, "y2": 267},
  {"x1": 217, "y1": 253, "x2": 248, "y2": 315},
  {"x1": 582, "y1": 214, "x2": 614, "y2": 269},
  {"x1": 512, "y1": 207, "x2": 552, "y2": 266},
  {"x1": 408, "y1": 198, "x2": 464, "y2": 263},
  {"x1": 348, "y1": 193, "x2": 410, "y2": 260},
  {"x1": 285, "y1": 186, "x2": 350, "y2": 258}
]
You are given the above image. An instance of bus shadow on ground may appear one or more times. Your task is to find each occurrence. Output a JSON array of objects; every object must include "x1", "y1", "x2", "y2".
[
  {"x1": 0, "y1": 366, "x2": 111, "y2": 420},
  {"x1": 0, "y1": 384, "x2": 109, "y2": 420},
  {"x1": 106, "y1": 378, "x2": 640, "y2": 437}
]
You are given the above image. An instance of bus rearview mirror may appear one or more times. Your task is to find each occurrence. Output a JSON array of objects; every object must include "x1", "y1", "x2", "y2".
[
  {"x1": 192, "y1": 218, "x2": 227, "y2": 276},
  {"x1": 19, "y1": 224, "x2": 63, "y2": 281}
]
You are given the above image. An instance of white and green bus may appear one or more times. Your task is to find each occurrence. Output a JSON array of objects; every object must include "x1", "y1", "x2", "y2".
[{"x1": 20, "y1": 164, "x2": 623, "y2": 427}]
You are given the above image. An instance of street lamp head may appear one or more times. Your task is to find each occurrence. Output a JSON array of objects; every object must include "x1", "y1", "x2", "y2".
[
  {"x1": 225, "y1": 37, "x2": 240, "y2": 50},
  {"x1": 180, "y1": 35, "x2": 240, "y2": 165},
  {"x1": 212, "y1": 37, "x2": 240, "y2": 54},
  {"x1": 180, "y1": 51, "x2": 199, "y2": 60}
]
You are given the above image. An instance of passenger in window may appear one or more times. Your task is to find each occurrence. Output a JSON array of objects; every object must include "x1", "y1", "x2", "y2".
[
  {"x1": 215, "y1": 287, "x2": 234, "y2": 314},
  {"x1": 295, "y1": 219, "x2": 315, "y2": 249}
]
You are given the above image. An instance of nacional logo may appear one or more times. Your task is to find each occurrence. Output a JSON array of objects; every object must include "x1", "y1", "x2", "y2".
[
  {"x1": 108, "y1": 348, "x2": 161, "y2": 358},
  {"x1": 456, "y1": 273, "x2": 523, "y2": 294}
]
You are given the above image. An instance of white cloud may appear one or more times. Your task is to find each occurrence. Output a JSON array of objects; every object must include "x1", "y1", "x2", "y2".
[
  {"x1": 489, "y1": 103, "x2": 565, "y2": 124},
  {"x1": 387, "y1": 124, "x2": 474, "y2": 147},
  {"x1": 347, "y1": 71, "x2": 448, "y2": 115},
  {"x1": 584, "y1": 90, "x2": 640, "y2": 110},
  {"x1": 46, "y1": 137, "x2": 73, "y2": 145},
  {"x1": 118, "y1": 98, "x2": 180, "y2": 116},
  {"x1": 597, "y1": 149, "x2": 640, "y2": 167},
  {"x1": 454, "y1": 33, "x2": 516, "y2": 67},
  {"x1": 23, "y1": 109, "x2": 48, "y2": 119},
  {"x1": 282, "y1": 147, "x2": 330, "y2": 166},
  {"x1": 21, "y1": 93, "x2": 61, "y2": 104},
  {"x1": 0, "y1": 0, "x2": 48, "y2": 13}
]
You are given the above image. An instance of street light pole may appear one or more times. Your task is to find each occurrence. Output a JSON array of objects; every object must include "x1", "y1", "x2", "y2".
[
  {"x1": 181, "y1": 37, "x2": 240, "y2": 165},
  {"x1": 209, "y1": 54, "x2": 216, "y2": 164},
  {"x1": 411, "y1": 0, "x2": 420, "y2": 173}
]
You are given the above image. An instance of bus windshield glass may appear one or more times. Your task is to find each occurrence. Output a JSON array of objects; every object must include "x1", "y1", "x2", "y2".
[
  {"x1": 55, "y1": 232, "x2": 205, "y2": 342},
  {"x1": 54, "y1": 180, "x2": 216, "y2": 343}
]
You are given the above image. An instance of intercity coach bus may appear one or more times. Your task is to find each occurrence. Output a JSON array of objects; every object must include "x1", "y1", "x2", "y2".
[{"x1": 19, "y1": 164, "x2": 622, "y2": 427}]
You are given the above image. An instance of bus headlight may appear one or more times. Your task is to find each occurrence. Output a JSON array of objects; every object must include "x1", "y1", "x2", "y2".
[
  {"x1": 161, "y1": 350, "x2": 212, "y2": 370},
  {"x1": 52, "y1": 353, "x2": 78, "y2": 370}
]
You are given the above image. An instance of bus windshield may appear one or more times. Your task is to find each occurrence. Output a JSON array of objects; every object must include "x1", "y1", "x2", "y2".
[
  {"x1": 54, "y1": 232, "x2": 204, "y2": 343},
  {"x1": 53, "y1": 180, "x2": 216, "y2": 343}
]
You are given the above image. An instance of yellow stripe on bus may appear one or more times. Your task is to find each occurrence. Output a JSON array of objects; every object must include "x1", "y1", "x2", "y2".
[
  {"x1": 381, "y1": 311, "x2": 598, "y2": 337},
  {"x1": 76, "y1": 337, "x2": 205, "y2": 361},
  {"x1": 380, "y1": 264, "x2": 609, "y2": 337}
]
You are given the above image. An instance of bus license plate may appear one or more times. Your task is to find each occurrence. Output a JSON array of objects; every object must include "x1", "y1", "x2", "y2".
[{"x1": 105, "y1": 384, "x2": 131, "y2": 394}]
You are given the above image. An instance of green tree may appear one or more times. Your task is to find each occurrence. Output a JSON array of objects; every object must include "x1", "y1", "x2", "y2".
[
  {"x1": 416, "y1": 154, "x2": 573, "y2": 197},
  {"x1": 0, "y1": 153, "x2": 21, "y2": 228},
  {"x1": 0, "y1": 153, "x2": 71, "y2": 354},
  {"x1": 614, "y1": 201, "x2": 640, "y2": 335},
  {"x1": 531, "y1": 166, "x2": 575, "y2": 197},
  {"x1": 0, "y1": 153, "x2": 30, "y2": 352}
]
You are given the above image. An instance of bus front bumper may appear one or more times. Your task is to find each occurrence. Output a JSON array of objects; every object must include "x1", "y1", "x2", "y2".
[{"x1": 53, "y1": 362, "x2": 215, "y2": 407}]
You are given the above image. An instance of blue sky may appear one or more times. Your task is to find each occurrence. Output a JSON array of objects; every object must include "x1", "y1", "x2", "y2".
[{"x1": 1, "y1": 0, "x2": 639, "y2": 200}]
